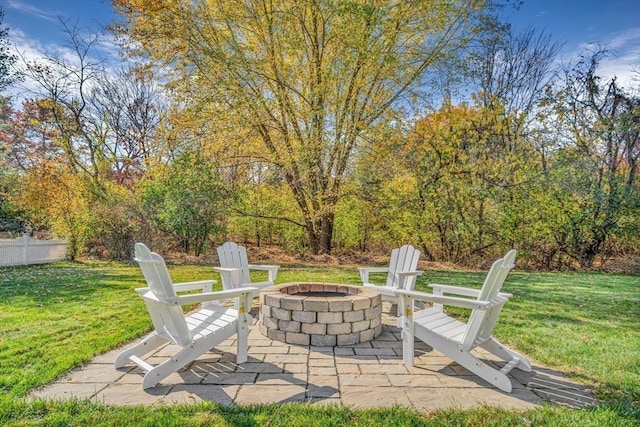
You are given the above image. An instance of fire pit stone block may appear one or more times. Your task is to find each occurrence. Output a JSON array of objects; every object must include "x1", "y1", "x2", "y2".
[{"x1": 259, "y1": 283, "x2": 382, "y2": 346}]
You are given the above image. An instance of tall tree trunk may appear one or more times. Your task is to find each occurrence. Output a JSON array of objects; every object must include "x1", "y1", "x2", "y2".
[{"x1": 303, "y1": 207, "x2": 335, "y2": 255}]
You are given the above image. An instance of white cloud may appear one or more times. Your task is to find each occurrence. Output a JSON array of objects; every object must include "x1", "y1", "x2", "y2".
[
  {"x1": 5, "y1": 0, "x2": 59, "y2": 23},
  {"x1": 6, "y1": 23, "x2": 127, "y2": 106},
  {"x1": 602, "y1": 28, "x2": 640, "y2": 90},
  {"x1": 563, "y1": 27, "x2": 640, "y2": 91},
  {"x1": 5, "y1": 27, "x2": 53, "y2": 102},
  {"x1": 607, "y1": 28, "x2": 640, "y2": 52}
]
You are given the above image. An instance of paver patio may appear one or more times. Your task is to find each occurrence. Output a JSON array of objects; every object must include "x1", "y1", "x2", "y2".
[{"x1": 29, "y1": 303, "x2": 596, "y2": 410}]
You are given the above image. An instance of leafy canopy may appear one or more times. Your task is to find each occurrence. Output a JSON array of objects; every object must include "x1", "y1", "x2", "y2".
[{"x1": 112, "y1": 0, "x2": 493, "y2": 253}]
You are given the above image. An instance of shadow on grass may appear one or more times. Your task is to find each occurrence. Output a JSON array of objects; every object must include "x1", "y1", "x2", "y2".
[{"x1": 511, "y1": 365, "x2": 597, "y2": 408}]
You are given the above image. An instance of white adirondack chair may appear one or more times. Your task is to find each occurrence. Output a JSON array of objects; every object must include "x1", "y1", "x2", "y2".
[
  {"x1": 115, "y1": 243, "x2": 257, "y2": 389},
  {"x1": 359, "y1": 244, "x2": 423, "y2": 314},
  {"x1": 214, "y1": 242, "x2": 279, "y2": 295},
  {"x1": 395, "y1": 249, "x2": 531, "y2": 393}
]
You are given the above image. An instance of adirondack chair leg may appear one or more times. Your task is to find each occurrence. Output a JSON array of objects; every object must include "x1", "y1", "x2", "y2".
[
  {"x1": 399, "y1": 295, "x2": 415, "y2": 366},
  {"x1": 141, "y1": 341, "x2": 208, "y2": 389},
  {"x1": 480, "y1": 337, "x2": 532, "y2": 372},
  {"x1": 415, "y1": 329, "x2": 513, "y2": 392},
  {"x1": 235, "y1": 294, "x2": 252, "y2": 364},
  {"x1": 450, "y1": 347, "x2": 513, "y2": 393},
  {"x1": 115, "y1": 333, "x2": 167, "y2": 369}
]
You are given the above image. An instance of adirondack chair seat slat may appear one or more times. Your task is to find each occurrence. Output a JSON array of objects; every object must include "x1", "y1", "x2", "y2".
[
  {"x1": 431, "y1": 324, "x2": 466, "y2": 341},
  {"x1": 396, "y1": 250, "x2": 531, "y2": 393},
  {"x1": 430, "y1": 317, "x2": 466, "y2": 336},
  {"x1": 418, "y1": 312, "x2": 466, "y2": 337},
  {"x1": 186, "y1": 308, "x2": 240, "y2": 340},
  {"x1": 414, "y1": 321, "x2": 466, "y2": 343},
  {"x1": 413, "y1": 308, "x2": 451, "y2": 324}
]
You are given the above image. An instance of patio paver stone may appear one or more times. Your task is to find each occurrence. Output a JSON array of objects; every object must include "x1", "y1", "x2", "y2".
[{"x1": 28, "y1": 303, "x2": 597, "y2": 411}]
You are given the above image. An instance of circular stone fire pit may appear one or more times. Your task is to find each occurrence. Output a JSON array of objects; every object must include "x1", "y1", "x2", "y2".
[{"x1": 259, "y1": 283, "x2": 382, "y2": 346}]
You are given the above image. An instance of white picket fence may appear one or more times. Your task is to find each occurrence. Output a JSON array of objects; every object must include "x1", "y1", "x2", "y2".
[{"x1": 0, "y1": 234, "x2": 67, "y2": 267}]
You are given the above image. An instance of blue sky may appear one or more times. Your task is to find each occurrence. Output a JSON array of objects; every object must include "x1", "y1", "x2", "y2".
[
  {"x1": 506, "y1": 0, "x2": 640, "y2": 87},
  {"x1": 3, "y1": 0, "x2": 640, "y2": 92}
]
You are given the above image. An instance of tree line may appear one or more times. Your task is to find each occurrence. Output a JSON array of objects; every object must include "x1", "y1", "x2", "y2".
[{"x1": 0, "y1": 1, "x2": 638, "y2": 270}]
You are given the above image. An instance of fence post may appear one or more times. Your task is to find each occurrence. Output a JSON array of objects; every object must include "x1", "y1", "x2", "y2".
[{"x1": 22, "y1": 233, "x2": 30, "y2": 265}]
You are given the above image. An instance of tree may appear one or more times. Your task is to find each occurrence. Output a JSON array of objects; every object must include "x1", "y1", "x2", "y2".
[
  {"x1": 371, "y1": 24, "x2": 560, "y2": 263},
  {"x1": 471, "y1": 27, "x2": 560, "y2": 119},
  {"x1": 465, "y1": 26, "x2": 562, "y2": 266},
  {"x1": 90, "y1": 68, "x2": 165, "y2": 186},
  {"x1": 362, "y1": 27, "x2": 560, "y2": 263},
  {"x1": 402, "y1": 101, "x2": 536, "y2": 262},
  {"x1": 141, "y1": 151, "x2": 232, "y2": 256},
  {"x1": 3, "y1": 99, "x2": 90, "y2": 257},
  {"x1": 0, "y1": 7, "x2": 20, "y2": 222},
  {"x1": 13, "y1": 22, "x2": 165, "y2": 259},
  {"x1": 0, "y1": 96, "x2": 17, "y2": 217},
  {"x1": 113, "y1": 0, "x2": 500, "y2": 254},
  {"x1": 20, "y1": 23, "x2": 164, "y2": 194},
  {"x1": 0, "y1": 7, "x2": 18, "y2": 92},
  {"x1": 13, "y1": 162, "x2": 90, "y2": 259},
  {"x1": 4, "y1": 99, "x2": 66, "y2": 172},
  {"x1": 230, "y1": 182, "x2": 304, "y2": 249},
  {"x1": 548, "y1": 49, "x2": 640, "y2": 268}
]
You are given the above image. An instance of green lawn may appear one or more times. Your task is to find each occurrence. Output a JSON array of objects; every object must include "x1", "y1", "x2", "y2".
[{"x1": 0, "y1": 260, "x2": 638, "y2": 426}]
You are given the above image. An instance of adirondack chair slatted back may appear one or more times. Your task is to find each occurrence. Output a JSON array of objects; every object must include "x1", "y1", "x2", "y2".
[
  {"x1": 217, "y1": 242, "x2": 251, "y2": 288},
  {"x1": 386, "y1": 245, "x2": 421, "y2": 290},
  {"x1": 461, "y1": 249, "x2": 517, "y2": 350},
  {"x1": 134, "y1": 243, "x2": 191, "y2": 346}
]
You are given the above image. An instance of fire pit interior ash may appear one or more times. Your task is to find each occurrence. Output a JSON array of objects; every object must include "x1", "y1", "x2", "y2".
[{"x1": 259, "y1": 283, "x2": 382, "y2": 346}]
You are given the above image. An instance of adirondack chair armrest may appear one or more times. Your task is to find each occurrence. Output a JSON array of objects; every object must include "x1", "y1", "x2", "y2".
[
  {"x1": 398, "y1": 270, "x2": 423, "y2": 280},
  {"x1": 247, "y1": 264, "x2": 280, "y2": 282},
  {"x1": 214, "y1": 267, "x2": 240, "y2": 274},
  {"x1": 358, "y1": 267, "x2": 389, "y2": 283},
  {"x1": 172, "y1": 280, "x2": 216, "y2": 293},
  {"x1": 136, "y1": 280, "x2": 217, "y2": 295},
  {"x1": 163, "y1": 287, "x2": 259, "y2": 306},
  {"x1": 428, "y1": 284, "x2": 513, "y2": 299},
  {"x1": 398, "y1": 270, "x2": 423, "y2": 278},
  {"x1": 395, "y1": 288, "x2": 494, "y2": 310},
  {"x1": 429, "y1": 283, "x2": 482, "y2": 298}
]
